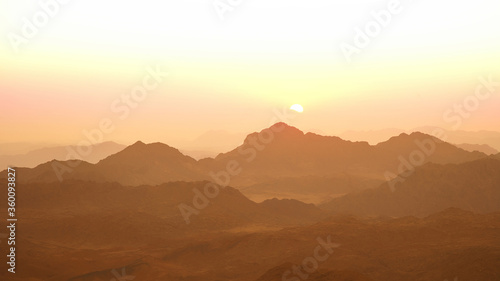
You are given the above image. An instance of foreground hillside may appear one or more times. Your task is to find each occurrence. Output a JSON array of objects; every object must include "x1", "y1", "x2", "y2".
[
  {"x1": 2, "y1": 194, "x2": 499, "y2": 281},
  {"x1": 0, "y1": 172, "x2": 499, "y2": 280}
]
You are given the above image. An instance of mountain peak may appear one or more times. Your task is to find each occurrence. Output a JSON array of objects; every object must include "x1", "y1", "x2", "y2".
[
  {"x1": 98, "y1": 140, "x2": 193, "y2": 166},
  {"x1": 270, "y1": 122, "x2": 291, "y2": 129},
  {"x1": 131, "y1": 140, "x2": 146, "y2": 147},
  {"x1": 126, "y1": 141, "x2": 185, "y2": 155},
  {"x1": 268, "y1": 122, "x2": 304, "y2": 135},
  {"x1": 408, "y1": 131, "x2": 438, "y2": 139},
  {"x1": 378, "y1": 131, "x2": 441, "y2": 146},
  {"x1": 241, "y1": 123, "x2": 304, "y2": 145}
]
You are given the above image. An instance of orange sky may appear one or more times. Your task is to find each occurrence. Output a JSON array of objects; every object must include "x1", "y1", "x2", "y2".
[{"x1": 1, "y1": 0, "x2": 499, "y2": 146}]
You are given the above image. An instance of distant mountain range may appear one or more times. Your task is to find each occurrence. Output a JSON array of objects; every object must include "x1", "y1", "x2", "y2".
[
  {"x1": 0, "y1": 180, "x2": 327, "y2": 248},
  {"x1": 0, "y1": 141, "x2": 126, "y2": 168},
  {"x1": 0, "y1": 141, "x2": 54, "y2": 155},
  {"x1": 1, "y1": 123, "x2": 490, "y2": 205},
  {"x1": 455, "y1": 143, "x2": 498, "y2": 155},
  {"x1": 320, "y1": 157, "x2": 500, "y2": 217},
  {"x1": 204, "y1": 124, "x2": 486, "y2": 186},
  {"x1": 341, "y1": 127, "x2": 500, "y2": 151}
]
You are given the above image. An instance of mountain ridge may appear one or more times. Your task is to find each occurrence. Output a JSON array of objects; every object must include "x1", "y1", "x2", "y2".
[
  {"x1": 320, "y1": 157, "x2": 500, "y2": 217},
  {"x1": 0, "y1": 123, "x2": 489, "y2": 192}
]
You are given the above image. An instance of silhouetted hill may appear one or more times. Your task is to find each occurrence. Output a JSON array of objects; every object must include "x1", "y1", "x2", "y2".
[
  {"x1": 341, "y1": 127, "x2": 500, "y2": 152},
  {"x1": 0, "y1": 159, "x2": 107, "y2": 183},
  {"x1": 374, "y1": 132, "x2": 486, "y2": 165},
  {"x1": 412, "y1": 127, "x2": 500, "y2": 151},
  {"x1": 94, "y1": 141, "x2": 208, "y2": 185},
  {"x1": 205, "y1": 123, "x2": 371, "y2": 181},
  {"x1": 1, "y1": 141, "x2": 209, "y2": 185},
  {"x1": 320, "y1": 158, "x2": 500, "y2": 217},
  {"x1": 0, "y1": 180, "x2": 326, "y2": 248},
  {"x1": 205, "y1": 124, "x2": 487, "y2": 186},
  {"x1": 3, "y1": 173, "x2": 499, "y2": 280},
  {"x1": 0, "y1": 141, "x2": 52, "y2": 155},
  {"x1": 0, "y1": 124, "x2": 489, "y2": 200}
]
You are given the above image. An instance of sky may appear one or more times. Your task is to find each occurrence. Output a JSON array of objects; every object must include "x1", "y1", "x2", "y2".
[{"x1": 1, "y1": 0, "x2": 499, "y2": 146}]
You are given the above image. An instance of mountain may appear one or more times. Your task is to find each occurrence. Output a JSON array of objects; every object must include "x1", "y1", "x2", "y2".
[
  {"x1": 1, "y1": 123, "x2": 490, "y2": 206},
  {"x1": 0, "y1": 159, "x2": 108, "y2": 183},
  {"x1": 1, "y1": 141, "x2": 209, "y2": 185},
  {"x1": 2, "y1": 180, "x2": 326, "y2": 247},
  {"x1": 412, "y1": 126, "x2": 500, "y2": 151},
  {"x1": 203, "y1": 123, "x2": 372, "y2": 181},
  {"x1": 456, "y1": 143, "x2": 499, "y2": 155},
  {"x1": 3, "y1": 124, "x2": 498, "y2": 281},
  {"x1": 203, "y1": 123, "x2": 487, "y2": 187},
  {"x1": 373, "y1": 131, "x2": 486, "y2": 165},
  {"x1": 5, "y1": 174, "x2": 500, "y2": 281},
  {"x1": 0, "y1": 179, "x2": 332, "y2": 280},
  {"x1": 341, "y1": 127, "x2": 500, "y2": 152},
  {"x1": 0, "y1": 141, "x2": 126, "y2": 168},
  {"x1": 320, "y1": 158, "x2": 500, "y2": 217},
  {"x1": 0, "y1": 141, "x2": 53, "y2": 155},
  {"x1": 94, "y1": 141, "x2": 208, "y2": 185}
]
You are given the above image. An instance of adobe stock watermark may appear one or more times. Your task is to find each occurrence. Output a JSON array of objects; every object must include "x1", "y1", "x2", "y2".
[
  {"x1": 213, "y1": 0, "x2": 244, "y2": 21},
  {"x1": 110, "y1": 267, "x2": 135, "y2": 281},
  {"x1": 282, "y1": 236, "x2": 340, "y2": 281},
  {"x1": 178, "y1": 107, "x2": 300, "y2": 224},
  {"x1": 340, "y1": 0, "x2": 403, "y2": 63},
  {"x1": 385, "y1": 75, "x2": 498, "y2": 192},
  {"x1": 51, "y1": 65, "x2": 168, "y2": 181},
  {"x1": 7, "y1": 0, "x2": 72, "y2": 53}
]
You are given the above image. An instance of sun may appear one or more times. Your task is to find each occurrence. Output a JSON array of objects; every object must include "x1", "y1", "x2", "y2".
[{"x1": 290, "y1": 104, "x2": 304, "y2": 113}]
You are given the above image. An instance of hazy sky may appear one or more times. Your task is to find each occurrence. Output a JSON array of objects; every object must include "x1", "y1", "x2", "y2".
[{"x1": 1, "y1": 0, "x2": 499, "y2": 145}]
